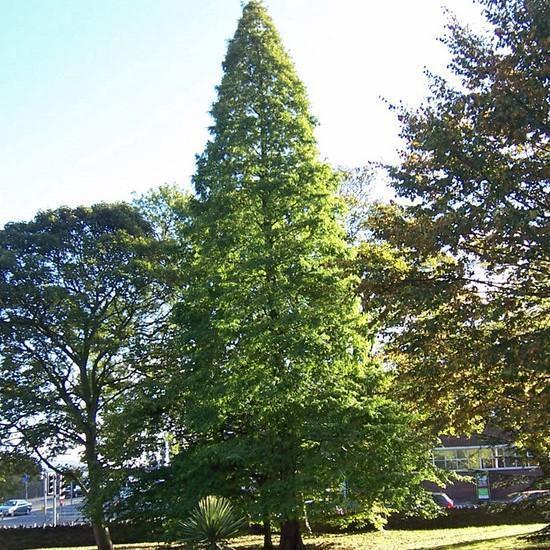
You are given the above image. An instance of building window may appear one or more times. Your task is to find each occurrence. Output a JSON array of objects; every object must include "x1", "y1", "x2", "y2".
[
  {"x1": 493, "y1": 447, "x2": 537, "y2": 468},
  {"x1": 433, "y1": 448, "x2": 483, "y2": 470},
  {"x1": 432, "y1": 446, "x2": 537, "y2": 471}
]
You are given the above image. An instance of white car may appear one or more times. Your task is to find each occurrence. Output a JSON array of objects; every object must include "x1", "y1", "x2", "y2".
[
  {"x1": 511, "y1": 490, "x2": 550, "y2": 503},
  {"x1": 0, "y1": 499, "x2": 32, "y2": 516}
]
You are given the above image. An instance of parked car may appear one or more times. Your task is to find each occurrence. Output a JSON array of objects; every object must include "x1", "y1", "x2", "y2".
[
  {"x1": 0, "y1": 499, "x2": 32, "y2": 516},
  {"x1": 62, "y1": 485, "x2": 84, "y2": 498},
  {"x1": 510, "y1": 490, "x2": 550, "y2": 503},
  {"x1": 431, "y1": 492, "x2": 455, "y2": 509}
]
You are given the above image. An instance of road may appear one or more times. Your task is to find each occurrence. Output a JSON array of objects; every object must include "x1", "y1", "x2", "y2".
[{"x1": 0, "y1": 497, "x2": 86, "y2": 527}]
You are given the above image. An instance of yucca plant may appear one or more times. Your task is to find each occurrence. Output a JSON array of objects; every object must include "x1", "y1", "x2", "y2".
[{"x1": 179, "y1": 495, "x2": 246, "y2": 550}]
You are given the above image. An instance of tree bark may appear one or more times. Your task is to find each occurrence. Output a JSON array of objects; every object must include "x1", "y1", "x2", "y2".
[
  {"x1": 92, "y1": 523, "x2": 114, "y2": 550},
  {"x1": 279, "y1": 519, "x2": 305, "y2": 550},
  {"x1": 84, "y1": 426, "x2": 114, "y2": 550},
  {"x1": 263, "y1": 513, "x2": 274, "y2": 550}
]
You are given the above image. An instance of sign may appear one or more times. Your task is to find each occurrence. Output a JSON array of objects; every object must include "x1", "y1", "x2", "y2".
[{"x1": 476, "y1": 471, "x2": 490, "y2": 500}]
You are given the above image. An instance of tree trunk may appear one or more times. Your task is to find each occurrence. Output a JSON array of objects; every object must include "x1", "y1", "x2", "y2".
[
  {"x1": 279, "y1": 519, "x2": 305, "y2": 550},
  {"x1": 263, "y1": 513, "x2": 274, "y2": 550},
  {"x1": 92, "y1": 523, "x2": 114, "y2": 550},
  {"x1": 84, "y1": 428, "x2": 113, "y2": 550}
]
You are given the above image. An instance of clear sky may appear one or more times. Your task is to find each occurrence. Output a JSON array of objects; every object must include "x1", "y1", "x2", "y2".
[{"x1": 0, "y1": 0, "x2": 487, "y2": 227}]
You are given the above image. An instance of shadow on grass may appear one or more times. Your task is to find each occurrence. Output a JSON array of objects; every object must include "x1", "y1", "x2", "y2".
[{"x1": 423, "y1": 534, "x2": 550, "y2": 549}]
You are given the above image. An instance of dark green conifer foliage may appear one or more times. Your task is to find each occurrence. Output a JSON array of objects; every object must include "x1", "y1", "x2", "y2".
[{"x1": 174, "y1": 3, "x2": 435, "y2": 548}]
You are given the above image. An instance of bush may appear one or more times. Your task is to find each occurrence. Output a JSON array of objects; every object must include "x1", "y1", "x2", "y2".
[{"x1": 179, "y1": 495, "x2": 246, "y2": 549}]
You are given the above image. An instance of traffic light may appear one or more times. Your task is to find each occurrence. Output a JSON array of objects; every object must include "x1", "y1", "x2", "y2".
[
  {"x1": 47, "y1": 473, "x2": 55, "y2": 495},
  {"x1": 58, "y1": 475, "x2": 65, "y2": 497}
]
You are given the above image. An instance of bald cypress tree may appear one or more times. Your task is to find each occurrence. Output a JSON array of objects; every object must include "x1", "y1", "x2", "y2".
[{"x1": 174, "y1": 3, "x2": 434, "y2": 548}]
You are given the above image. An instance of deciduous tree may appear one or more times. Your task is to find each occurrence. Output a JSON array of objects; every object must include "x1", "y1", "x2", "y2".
[
  {"x1": 0, "y1": 204, "x2": 169, "y2": 550},
  {"x1": 359, "y1": 0, "x2": 549, "y2": 465}
]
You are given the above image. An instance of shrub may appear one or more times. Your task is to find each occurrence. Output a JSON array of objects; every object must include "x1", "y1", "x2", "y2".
[{"x1": 179, "y1": 495, "x2": 246, "y2": 550}]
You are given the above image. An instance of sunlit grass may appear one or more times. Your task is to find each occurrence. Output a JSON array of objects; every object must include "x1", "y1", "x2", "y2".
[
  {"x1": 233, "y1": 523, "x2": 549, "y2": 549},
  {"x1": 29, "y1": 523, "x2": 549, "y2": 549}
]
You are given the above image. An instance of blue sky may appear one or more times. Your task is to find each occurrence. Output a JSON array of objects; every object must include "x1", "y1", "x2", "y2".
[{"x1": 0, "y1": 0, "x2": 486, "y2": 227}]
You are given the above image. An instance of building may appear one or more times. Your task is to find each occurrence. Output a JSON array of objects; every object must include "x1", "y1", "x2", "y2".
[{"x1": 427, "y1": 433, "x2": 541, "y2": 504}]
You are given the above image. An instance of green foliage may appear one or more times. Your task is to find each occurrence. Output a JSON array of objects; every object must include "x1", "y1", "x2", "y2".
[
  {"x1": 166, "y1": 0, "x2": 439, "y2": 540},
  {"x1": 179, "y1": 496, "x2": 246, "y2": 550},
  {"x1": 0, "y1": 203, "x2": 169, "y2": 543},
  {"x1": 0, "y1": 453, "x2": 40, "y2": 500},
  {"x1": 337, "y1": 166, "x2": 375, "y2": 243},
  {"x1": 100, "y1": 186, "x2": 191, "y2": 474},
  {"x1": 358, "y1": 0, "x2": 549, "y2": 462}
]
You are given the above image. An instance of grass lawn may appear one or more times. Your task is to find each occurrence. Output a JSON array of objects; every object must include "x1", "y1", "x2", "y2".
[
  {"x1": 233, "y1": 524, "x2": 549, "y2": 549},
  {"x1": 30, "y1": 523, "x2": 549, "y2": 549}
]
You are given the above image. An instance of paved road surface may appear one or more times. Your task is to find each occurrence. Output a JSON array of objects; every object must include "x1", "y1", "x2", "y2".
[{"x1": 0, "y1": 497, "x2": 85, "y2": 527}]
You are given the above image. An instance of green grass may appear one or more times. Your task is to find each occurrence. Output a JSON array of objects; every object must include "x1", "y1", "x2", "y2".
[
  {"x1": 233, "y1": 524, "x2": 549, "y2": 549},
  {"x1": 29, "y1": 523, "x2": 549, "y2": 550}
]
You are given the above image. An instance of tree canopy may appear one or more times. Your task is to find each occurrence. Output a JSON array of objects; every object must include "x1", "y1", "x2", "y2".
[
  {"x1": 0, "y1": 203, "x2": 170, "y2": 550},
  {"x1": 167, "y1": 3, "x2": 438, "y2": 549},
  {"x1": 358, "y1": 0, "x2": 549, "y2": 464}
]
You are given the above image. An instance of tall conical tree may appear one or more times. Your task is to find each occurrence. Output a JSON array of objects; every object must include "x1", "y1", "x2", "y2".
[{"x1": 174, "y1": 3, "x2": 435, "y2": 549}]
